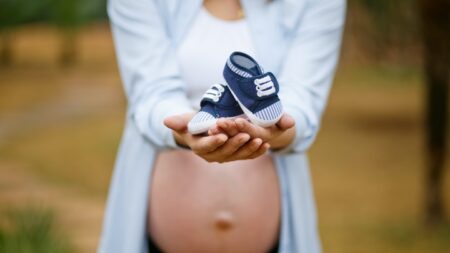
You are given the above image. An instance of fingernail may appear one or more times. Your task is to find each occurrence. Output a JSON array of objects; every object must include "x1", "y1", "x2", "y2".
[
  {"x1": 240, "y1": 134, "x2": 250, "y2": 143},
  {"x1": 218, "y1": 135, "x2": 228, "y2": 143},
  {"x1": 254, "y1": 138, "x2": 262, "y2": 145}
]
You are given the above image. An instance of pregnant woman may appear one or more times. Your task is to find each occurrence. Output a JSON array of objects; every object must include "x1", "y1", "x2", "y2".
[{"x1": 99, "y1": 0, "x2": 346, "y2": 252}]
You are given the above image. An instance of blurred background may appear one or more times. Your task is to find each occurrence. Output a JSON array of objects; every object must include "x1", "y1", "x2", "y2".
[{"x1": 0, "y1": 0, "x2": 449, "y2": 252}]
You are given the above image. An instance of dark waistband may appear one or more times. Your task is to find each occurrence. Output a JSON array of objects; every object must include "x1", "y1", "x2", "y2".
[{"x1": 147, "y1": 234, "x2": 280, "y2": 253}]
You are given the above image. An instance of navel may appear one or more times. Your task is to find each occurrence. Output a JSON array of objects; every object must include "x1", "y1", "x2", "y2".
[{"x1": 214, "y1": 211, "x2": 235, "y2": 231}]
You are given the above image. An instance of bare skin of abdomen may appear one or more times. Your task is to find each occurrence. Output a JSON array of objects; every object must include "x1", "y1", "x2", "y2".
[{"x1": 148, "y1": 150, "x2": 281, "y2": 253}]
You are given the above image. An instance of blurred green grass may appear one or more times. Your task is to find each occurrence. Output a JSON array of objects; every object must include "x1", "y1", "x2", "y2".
[{"x1": 0, "y1": 207, "x2": 72, "y2": 253}]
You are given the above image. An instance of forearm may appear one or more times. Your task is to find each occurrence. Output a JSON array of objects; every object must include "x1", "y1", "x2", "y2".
[{"x1": 109, "y1": 0, "x2": 194, "y2": 149}]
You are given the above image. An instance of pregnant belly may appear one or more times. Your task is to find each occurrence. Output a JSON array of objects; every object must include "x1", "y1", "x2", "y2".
[{"x1": 148, "y1": 150, "x2": 281, "y2": 253}]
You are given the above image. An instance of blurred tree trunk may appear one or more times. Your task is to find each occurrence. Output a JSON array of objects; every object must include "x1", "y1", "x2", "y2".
[
  {"x1": 419, "y1": 0, "x2": 450, "y2": 227},
  {"x1": 0, "y1": 30, "x2": 12, "y2": 66},
  {"x1": 59, "y1": 30, "x2": 77, "y2": 67}
]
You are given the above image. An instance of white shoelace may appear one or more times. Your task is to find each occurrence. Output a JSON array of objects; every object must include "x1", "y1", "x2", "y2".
[
  {"x1": 254, "y1": 76, "x2": 276, "y2": 97},
  {"x1": 202, "y1": 83, "x2": 225, "y2": 102}
]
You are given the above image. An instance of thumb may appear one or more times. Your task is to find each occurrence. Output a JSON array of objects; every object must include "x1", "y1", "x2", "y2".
[
  {"x1": 276, "y1": 114, "x2": 295, "y2": 130},
  {"x1": 164, "y1": 113, "x2": 193, "y2": 132}
]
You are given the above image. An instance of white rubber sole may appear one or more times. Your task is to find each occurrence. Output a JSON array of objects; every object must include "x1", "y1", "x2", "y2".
[
  {"x1": 227, "y1": 87, "x2": 282, "y2": 127},
  {"x1": 188, "y1": 118, "x2": 218, "y2": 135},
  {"x1": 188, "y1": 114, "x2": 247, "y2": 135}
]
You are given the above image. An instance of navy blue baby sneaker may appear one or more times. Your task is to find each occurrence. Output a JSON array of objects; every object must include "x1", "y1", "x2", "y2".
[
  {"x1": 223, "y1": 52, "x2": 283, "y2": 127},
  {"x1": 188, "y1": 83, "x2": 245, "y2": 135}
]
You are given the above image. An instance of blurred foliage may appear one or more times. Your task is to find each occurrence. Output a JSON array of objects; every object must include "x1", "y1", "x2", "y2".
[
  {"x1": 0, "y1": 0, "x2": 422, "y2": 65},
  {"x1": 349, "y1": 0, "x2": 419, "y2": 63},
  {"x1": 0, "y1": 207, "x2": 73, "y2": 253},
  {"x1": 0, "y1": 0, "x2": 45, "y2": 30},
  {"x1": 0, "y1": 0, "x2": 107, "y2": 65},
  {"x1": 0, "y1": 0, "x2": 421, "y2": 64},
  {"x1": 48, "y1": 0, "x2": 107, "y2": 29},
  {"x1": 0, "y1": 0, "x2": 107, "y2": 30}
]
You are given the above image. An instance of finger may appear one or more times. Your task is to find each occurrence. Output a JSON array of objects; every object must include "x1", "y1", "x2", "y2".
[
  {"x1": 191, "y1": 134, "x2": 228, "y2": 154},
  {"x1": 247, "y1": 142, "x2": 271, "y2": 159},
  {"x1": 207, "y1": 133, "x2": 250, "y2": 158},
  {"x1": 235, "y1": 118, "x2": 270, "y2": 140},
  {"x1": 276, "y1": 114, "x2": 295, "y2": 130},
  {"x1": 217, "y1": 118, "x2": 240, "y2": 137},
  {"x1": 227, "y1": 138, "x2": 263, "y2": 161},
  {"x1": 164, "y1": 113, "x2": 194, "y2": 132},
  {"x1": 208, "y1": 125, "x2": 224, "y2": 136}
]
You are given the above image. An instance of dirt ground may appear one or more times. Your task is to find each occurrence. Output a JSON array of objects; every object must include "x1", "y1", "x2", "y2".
[{"x1": 0, "y1": 24, "x2": 449, "y2": 253}]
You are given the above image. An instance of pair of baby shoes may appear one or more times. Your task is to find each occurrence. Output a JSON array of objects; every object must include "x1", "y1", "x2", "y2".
[{"x1": 188, "y1": 52, "x2": 283, "y2": 135}]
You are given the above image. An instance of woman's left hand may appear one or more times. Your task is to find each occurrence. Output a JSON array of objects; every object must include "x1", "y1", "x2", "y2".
[{"x1": 209, "y1": 114, "x2": 296, "y2": 150}]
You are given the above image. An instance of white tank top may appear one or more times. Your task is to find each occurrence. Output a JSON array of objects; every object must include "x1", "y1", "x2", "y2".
[{"x1": 177, "y1": 7, "x2": 256, "y2": 109}]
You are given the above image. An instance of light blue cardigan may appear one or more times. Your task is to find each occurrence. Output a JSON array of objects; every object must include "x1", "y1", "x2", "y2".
[{"x1": 99, "y1": 0, "x2": 346, "y2": 252}]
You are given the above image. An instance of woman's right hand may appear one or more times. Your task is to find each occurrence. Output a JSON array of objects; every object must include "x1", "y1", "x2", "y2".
[{"x1": 164, "y1": 113, "x2": 270, "y2": 163}]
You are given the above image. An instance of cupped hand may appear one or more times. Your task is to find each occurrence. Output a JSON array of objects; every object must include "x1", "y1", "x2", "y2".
[
  {"x1": 208, "y1": 114, "x2": 296, "y2": 150},
  {"x1": 164, "y1": 113, "x2": 271, "y2": 163}
]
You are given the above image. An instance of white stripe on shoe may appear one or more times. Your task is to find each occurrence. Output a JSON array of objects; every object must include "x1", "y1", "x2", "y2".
[
  {"x1": 227, "y1": 59, "x2": 253, "y2": 78},
  {"x1": 255, "y1": 101, "x2": 283, "y2": 121},
  {"x1": 190, "y1": 111, "x2": 215, "y2": 123}
]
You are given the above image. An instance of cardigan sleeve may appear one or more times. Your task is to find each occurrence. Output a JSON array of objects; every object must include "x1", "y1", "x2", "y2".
[
  {"x1": 277, "y1": 0, "x2": 346, "y2": 154},
  {"x1": 108, "y1": 0, "x2": 194, "y2": 149}
]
